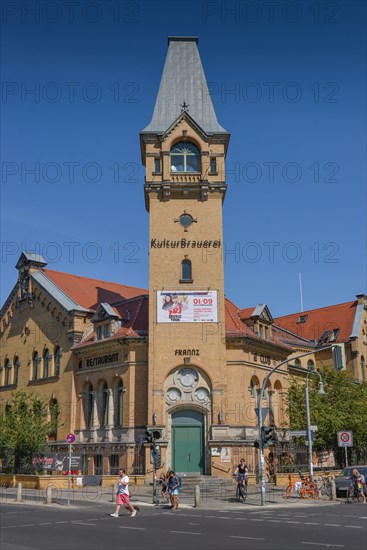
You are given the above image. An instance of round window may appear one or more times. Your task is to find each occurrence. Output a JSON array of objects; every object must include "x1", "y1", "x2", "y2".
[{"x1": 179, "y1": 213, "x2": 193, "y2": 229}]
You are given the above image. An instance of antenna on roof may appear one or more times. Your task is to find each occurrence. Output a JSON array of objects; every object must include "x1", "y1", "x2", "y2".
[{"x1": 299, "y1": 273, "x2": 304, "y2": 312}]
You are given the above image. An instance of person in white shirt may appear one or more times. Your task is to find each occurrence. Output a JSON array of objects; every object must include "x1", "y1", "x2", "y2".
[{"x1": 110, "y1": 469, "x2": 139, "y2": 517}]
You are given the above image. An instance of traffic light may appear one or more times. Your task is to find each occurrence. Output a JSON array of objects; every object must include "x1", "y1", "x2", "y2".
[
  {"x1": 261, "y1": 426, "x2": 276, "y2": 447},
  {"x1": 145, "y1": 429, "x2": 153, "y2": 444},
  {"x1": 145, "y1": 429, "x2": 162, "y2": 444},
  {"x1": 254, "y1": 439, "x2": 261, "y2": 449},
  {"x1": 151, "y1": 444, "x2": 161, "y2": 469}
]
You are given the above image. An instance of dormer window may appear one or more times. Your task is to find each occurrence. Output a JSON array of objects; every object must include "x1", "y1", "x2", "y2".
[
  {"x1": 104, "y1": 324, "x2": 111, "y2": 339},
  {"x1": 170, "y1": 142, "x2": 200, "y2": 173},
  {"x1": 297, "y1": 315, "x2": 308, "y2": 323},
  {"x1": 329, "y1": 328, "x2": 340, "y2": 342},
  {"x1": 97, "y1": 326, "x2": 103, "y2": 340}
]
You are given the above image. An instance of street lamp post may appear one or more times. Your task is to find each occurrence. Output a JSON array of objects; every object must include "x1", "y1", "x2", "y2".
[
  {"x1": 305, "y1": 368, "x2": 325, "y2": 481},
  {"x1": 257, "y1": 345, "x2": 334, "y2": 506}
]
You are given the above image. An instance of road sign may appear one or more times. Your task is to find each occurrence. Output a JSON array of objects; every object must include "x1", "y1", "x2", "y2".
[
  {"x1": 337, "y1": 430, "x2": 353, "y2": 447},
  {"x1": 309, "y1": 425, "x2": 318, "y2": 431},
  {"x1": 289, "y1": 430, "x2": 307, "y2": 437},
  {"x1": 66, "y1": 433, "x2": 76, "y2": 444},
  {"x1": 255, "y1": 407, "x2": 269, "y2": 425}
]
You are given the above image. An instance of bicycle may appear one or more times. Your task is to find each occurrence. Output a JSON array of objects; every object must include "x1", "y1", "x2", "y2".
[
  {"x1": 298, "y1": 472, "x2": 319, "y2": 499},
  {"x1": 316, "y1": 475, "x2": 332, "y2": 500},
  {"x1": 235, "y1": 474, "x2": 248, "y2": 502},
  {"x1": 347, "y1": 483, "x2": 365, "y2": 504}
]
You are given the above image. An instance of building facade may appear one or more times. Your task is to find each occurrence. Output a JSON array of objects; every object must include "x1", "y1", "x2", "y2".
[{"x1": 1, "y1": 37, "x2": 366, "y2": 478}]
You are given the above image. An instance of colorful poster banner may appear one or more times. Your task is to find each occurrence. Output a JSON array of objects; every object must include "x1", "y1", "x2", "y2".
[{"x1": 157, "y1": 291, "x2": 218, "y2": 323}]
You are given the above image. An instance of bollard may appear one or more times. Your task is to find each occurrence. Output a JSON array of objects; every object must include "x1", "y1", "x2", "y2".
[
  {"x1": 194, "y1": 484, "x2": 201, "y2": 508},
  {"x1": 112, "y1": 482, "x2": 118, "y2": 502},
  {"x1": 16, "y1": 482, "x2": 22, "y2": 503},
  {"x1": 330, "y1": 476, "x2": 336, "y2": 501},
  {"x1": 46, "y1": 485, "x2": 52, "y2": 505}
]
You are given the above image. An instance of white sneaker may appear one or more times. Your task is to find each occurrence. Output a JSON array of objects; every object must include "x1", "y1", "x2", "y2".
[
  {"x1": 110, "y1": 512, "x2": 119, "y2": 517},
  {"x1": 131, "y1": 510, "x2": 137, "y2": 517}
]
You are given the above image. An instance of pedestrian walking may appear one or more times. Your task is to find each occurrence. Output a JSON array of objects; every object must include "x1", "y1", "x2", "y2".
[
  {"x1": 168, "y1": 470, "x2": 180, "y2": 511},
  {"x1": 110, "y1": 468, "x2": 139, "y2": 517},
  {"x1": 158, "y1": 472, "x2": 168, "y2": 502}
]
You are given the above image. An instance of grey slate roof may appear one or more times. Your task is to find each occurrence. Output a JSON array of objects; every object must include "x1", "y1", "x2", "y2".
[
  {"x1": 31, "y1": 271, "x2": 91, "y2": 313},
  {"x1": 143, "y1": 37, "x2": 228, "y2": 135},
  {"x1": 16, "y1": 251, "x2": 46, "y2": 268}
]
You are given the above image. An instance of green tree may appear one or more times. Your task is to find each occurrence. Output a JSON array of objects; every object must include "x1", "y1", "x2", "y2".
[
  {"x1": 286, "y1": 367, "x2": 367, "y2": 465},
  {"x1": 0, "y1": 391, "x2": 55, "y2": 473}
]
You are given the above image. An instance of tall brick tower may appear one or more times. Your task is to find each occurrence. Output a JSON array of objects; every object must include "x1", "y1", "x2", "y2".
[{"x1": 140, "y1": 37, "x2": 230, "y2": 474}]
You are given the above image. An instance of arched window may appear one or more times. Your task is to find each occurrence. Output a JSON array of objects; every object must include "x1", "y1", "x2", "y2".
[
  {"x1": 32, "y1": 352, "x2": 39, "y2": 380},
  {"x1": 49, "y1": 398, "x2": 59, "y2": 439},
  {"x1": 99, "y1": 381, "x2": 108, "y2": 428},
  {"x1": 14, "y1": 356, "x2": 20, "y2": 385},
  {"x1": 361, "y1": 356, "x2": 365, "y2": 383},
  {"x1": 307, "y1": 360, "x2": 315, "y2": 371},
  {"x1": 294, "y1": 358, "x2": 302, "y2": 368},
  {"x1": 250, "y1": 376, "x2": 259, "y2": 398},
  {"x1": 4, "y1": 359, "x2": 11, "y2": 386},
  {"x1": 43, "y1": 349, "x2": 49, "y2": 378},
  {"x1": 114, "y1": 379, "x2": 123, "y2": 427},
  {"x1": 84, "y1": 383, "x2": 94, "y2": 429},
  {"x1": 54, "y1": 346, "x2": 61, "y2": 377},
  {"x1": 274, "y1": 381, "x2": 284, "y2": 425},
  {"x1": 170, "y1": 142, "x2": 201, "y2": 173},
  {"x1": 181, "y1": 259, "x2": 192, "y2": 281}
]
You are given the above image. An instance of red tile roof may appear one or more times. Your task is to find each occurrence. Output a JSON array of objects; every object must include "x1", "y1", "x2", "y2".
[
  {"x1": 44, "y1": 269, "x2": 147, "y2": 311},
  {"x1": 274, "y1": 301, "x2": 357, "y2": 344},
  {"x1": 238, "y1": 307, "x2": 256, "y2": 319},
  {"x1": 225, "y1": 298, "x2": 291, "y2": 350}
]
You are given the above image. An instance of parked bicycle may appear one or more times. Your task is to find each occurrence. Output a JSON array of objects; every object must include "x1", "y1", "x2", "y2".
[
  {"x1": 298, "y1": 471, "x2": 319, "y2": 499},
  {"x1": 316, "y1": 474, "x2": 332, "y2": 500}
]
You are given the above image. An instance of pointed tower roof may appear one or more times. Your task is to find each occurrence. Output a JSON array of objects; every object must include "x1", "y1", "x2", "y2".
[{"x1": 142, "y1": 37, "x2": 228, "y2": 135}]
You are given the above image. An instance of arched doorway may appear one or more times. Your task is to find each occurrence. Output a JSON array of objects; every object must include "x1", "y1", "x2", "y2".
[{"x1": 172, "y1": 410, "x2": 204, "y2": 474}]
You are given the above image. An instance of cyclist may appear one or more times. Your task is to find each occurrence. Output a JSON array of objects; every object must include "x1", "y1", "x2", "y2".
[
  {"x1": 233, "y1": 459, "x2": 249, "y2": 499},
  {"x1": 351, "y1": 469, "x2": 366, "y2": 503}
]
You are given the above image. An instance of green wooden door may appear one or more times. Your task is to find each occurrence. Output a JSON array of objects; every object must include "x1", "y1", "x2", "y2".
[{"x1": 172, "y1": 410, "x2": 204, "y2": 474}]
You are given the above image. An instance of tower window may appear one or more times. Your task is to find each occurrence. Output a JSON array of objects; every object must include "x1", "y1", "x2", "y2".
[
  {"x1": 170, "y1": 142, "x2": 200, "y2": 173},
  {"x1": 179, "y1": 213, "x2": 193, "y2": 229},
  {"x1": 154, "y1": 158, "x2": 161, "y2": 173},
  {"x1": 181, "y1": 259, "x2": 192, "y2": 282}
]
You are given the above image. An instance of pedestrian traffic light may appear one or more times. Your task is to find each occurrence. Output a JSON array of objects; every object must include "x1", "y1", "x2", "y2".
[
  {"x1": 152, "y1": 445, "x2": 162, "y2": 469},
  {"x1": 254, "y1": 439, "x2": 261, "y2": 449},
  {"x1": 261, "y1": 426, "x2": 276, "y2": 447}
]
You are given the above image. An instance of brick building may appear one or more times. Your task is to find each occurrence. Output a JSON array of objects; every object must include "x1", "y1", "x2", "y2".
[{"x1": 1, "y1": 38, "x2": 366, "y2": 478}]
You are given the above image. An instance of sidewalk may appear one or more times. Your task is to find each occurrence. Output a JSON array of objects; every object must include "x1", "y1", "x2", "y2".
[{"x1": 0, "y1": 483, "x2": 343, "y2": 511}]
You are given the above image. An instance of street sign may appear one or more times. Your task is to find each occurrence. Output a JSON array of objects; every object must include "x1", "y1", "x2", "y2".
[
  {"x1": 337, "y1": 430, "x2": 353, "y2": 447},
  {"x1": 289, "y1": 430, "x2": 307, "y2": 437},
  {"x1": 66, "y1": 433, "x2": 76, "y2": 444},
  {"x1": 255, "y1": 407, "x2": 269, "y2": 425},
  {"x1": 309, "y1": 425, "x2": 318, "y2": 431}
]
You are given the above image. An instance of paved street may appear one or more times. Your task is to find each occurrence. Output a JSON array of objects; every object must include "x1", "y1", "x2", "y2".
[{"x1": 1, "y1": 501, "x2": 366, "y2": 550}]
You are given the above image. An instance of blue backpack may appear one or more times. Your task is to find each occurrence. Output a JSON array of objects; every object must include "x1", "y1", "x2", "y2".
[{"x1": 176, "y1": 476, "x2": 183, "y2": 492}]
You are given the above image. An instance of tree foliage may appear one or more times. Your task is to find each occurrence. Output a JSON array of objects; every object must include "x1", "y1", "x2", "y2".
[
  {"x1": 0, "y1": 391, "x2": 55, "y2": 473},
  {"x1": 286, "y1": 367, "x2": 367, "y2": 461}
]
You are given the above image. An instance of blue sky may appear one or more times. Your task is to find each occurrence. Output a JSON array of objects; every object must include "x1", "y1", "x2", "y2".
[{"x1": 1, "y1": 0, "x2": 366, "y2": 316}]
